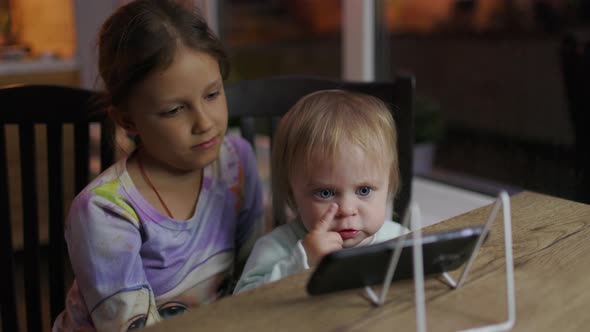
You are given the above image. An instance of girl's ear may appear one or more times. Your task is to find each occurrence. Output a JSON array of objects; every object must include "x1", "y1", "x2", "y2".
[{"x1": 110, "y1": 109, "x2": 137, "y2": 134}]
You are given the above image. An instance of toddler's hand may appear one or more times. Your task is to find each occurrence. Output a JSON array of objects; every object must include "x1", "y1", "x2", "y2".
[{"x1": 302, "y1": 203, "x2": 343, "y2": 266}]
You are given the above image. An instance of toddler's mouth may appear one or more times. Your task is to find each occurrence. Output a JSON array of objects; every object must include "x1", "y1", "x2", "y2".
[{"x1": 337, "y1": 229, "x2": 359, "y2": 240}]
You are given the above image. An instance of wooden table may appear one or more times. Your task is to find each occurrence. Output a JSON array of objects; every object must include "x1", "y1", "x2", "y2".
[{"x1": 147, "y1": 192, "x2": 590, "y2": 331}]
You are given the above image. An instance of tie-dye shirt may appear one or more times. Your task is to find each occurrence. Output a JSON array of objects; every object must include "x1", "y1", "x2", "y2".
[{"x1": 53, "y1": 136, "x2": 264, "y2": 332}]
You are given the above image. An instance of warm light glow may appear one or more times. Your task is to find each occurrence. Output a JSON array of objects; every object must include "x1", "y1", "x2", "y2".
[
  {"x1": 385, "y1": 0, "x2": 564, "y2": 33},
  {"x1": 9, "y1": 0, "x2": 76, "y2": 58},
  {"x1": 386, "y1": 0, "x2": 454, "y2": 33}
]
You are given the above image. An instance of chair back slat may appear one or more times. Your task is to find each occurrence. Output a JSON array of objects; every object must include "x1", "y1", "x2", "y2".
[
  {"x1": 100, "y1": 119, "x2": 114, "y2": 172},
  {"x1": 269, "y1": 116, "x2": 280, "y2": 148},
  {"x1": 239, "y1": 116, "x2": 256, "y2": 148},
  {"x1": 560, "y1": 33, "x2": 590, "y2": 203},
  {"x1": 267, "y1": 115, "x2": 285, "y2": 224},
  {"x1": 0, "y1": 123, "x2": 19, "y2": 332},
  {"x1": 19, "y1": 122, "x2": 43, "y2": 332},
  {"x1": 73, "y1": 121, "x2": 90, "y2": 195},
  {"x1": 389, "y1": 76, "x2": 415, "y2": 220},
  {"x1": 0, "y1": 84, "x2": 114, "y2": 331},
  {"x1": 47, "y1": 122, "x2": 66, "y2": 321}
]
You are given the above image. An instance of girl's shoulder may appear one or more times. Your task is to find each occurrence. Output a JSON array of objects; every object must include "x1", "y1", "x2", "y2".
[
  {"x1": 220, "y1": 135, "x2": 255, "y2": 163},
  {"x1": 68, "y1": 157, "x2": 139, "y2": 224},
  {"x1": 80, "y1": 157, "x2": 128, "y2": 193},
  {"x1": 216, "y1": 135, "x2": 257, "y2": 182}
]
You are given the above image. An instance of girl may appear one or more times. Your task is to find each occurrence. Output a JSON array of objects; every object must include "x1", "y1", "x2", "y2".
[
  {"x1": 234, "y1": 90, "x2": 407, "y2": 294},
  {"x1": 53, "y1": 0, "x2": 263, "y2": 330}
]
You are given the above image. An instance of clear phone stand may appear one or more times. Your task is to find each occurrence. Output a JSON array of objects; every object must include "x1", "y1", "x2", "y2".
[{"x1": 363, "y1": 191, "x2": 515, "y2": 332}]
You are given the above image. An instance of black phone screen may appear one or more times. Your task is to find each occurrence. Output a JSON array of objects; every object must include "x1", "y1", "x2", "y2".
[{"x1": 307, "y1": 225, "x2": 487, "y2": 295}]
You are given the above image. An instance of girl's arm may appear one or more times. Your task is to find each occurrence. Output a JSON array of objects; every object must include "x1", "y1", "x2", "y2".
[
  {"x1": 66, "y1": 190, "x2": 161, "y2": 331},
  {"x1": 230, "y1": 137, "x2": 265, "y2": 276}
]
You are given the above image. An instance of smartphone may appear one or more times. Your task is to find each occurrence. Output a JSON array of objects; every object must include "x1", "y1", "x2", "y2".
[{"x1": 307, "y1": 225, "x2": 487, "y2": 295}]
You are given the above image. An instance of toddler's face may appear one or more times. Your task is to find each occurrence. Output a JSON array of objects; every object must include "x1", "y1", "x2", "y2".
[{"x1": 290, "y1": 145, "x2": 390, "y2": 248}]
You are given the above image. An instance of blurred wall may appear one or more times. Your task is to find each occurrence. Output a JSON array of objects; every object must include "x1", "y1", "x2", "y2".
[{"x1": 391, "y1": 36, "x2": 573, "y2": 145}]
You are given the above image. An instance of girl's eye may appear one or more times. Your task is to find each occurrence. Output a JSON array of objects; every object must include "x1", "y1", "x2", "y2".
[
  {"x1": 206, "y1": 91, "x2": 220, "y2": 100},
  {"x1": 356, "y1": 187, "x2": 373, "y2": 197},
  {"x1": 161, "y1": 106, "x2": 182, "y2": 117},
  {"x1": 315, "y1": 189, "x2": 334, "y2": 199}
]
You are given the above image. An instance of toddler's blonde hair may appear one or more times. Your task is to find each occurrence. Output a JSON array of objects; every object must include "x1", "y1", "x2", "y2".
[{"x1": 271, "y1": 89, "x2": 399, "y2": 224}]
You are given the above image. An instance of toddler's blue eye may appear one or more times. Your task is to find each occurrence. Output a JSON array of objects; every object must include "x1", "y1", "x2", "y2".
[
  {"x1": 316, "y1": 189, "x2": 334, "y2": 199},
  {"x1": 357, "y1": 187, "x2": 373, "y2": 197}
]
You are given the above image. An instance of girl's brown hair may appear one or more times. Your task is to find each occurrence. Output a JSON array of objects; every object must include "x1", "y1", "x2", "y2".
[
  {"x1": 98, "y1": 0, "x2": 229, "y2": 109},
  {"x1": 271, "y1": 90, "x2": 399, "y2": 224}
]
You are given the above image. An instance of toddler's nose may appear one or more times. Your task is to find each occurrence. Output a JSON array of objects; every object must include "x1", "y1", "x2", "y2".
[{"x1": 336, "y1": 196, "x2": 357, "y2": 218}]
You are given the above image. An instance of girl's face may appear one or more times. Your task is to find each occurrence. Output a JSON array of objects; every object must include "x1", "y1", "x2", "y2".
[
  {"x1": 121, "y1": 46, "x2": 228, "y2": 172},
  {"x1": 290, "y1": 145, "x2": 391, "y2": 248}
]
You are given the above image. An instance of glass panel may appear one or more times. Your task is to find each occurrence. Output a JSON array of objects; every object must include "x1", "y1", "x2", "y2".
[
  {"x1": 222, "y1": 0, "x2": 342, "y2": 81},
  {"x1": 380, "y1": 0, "x2": 588, "y2": 203}
]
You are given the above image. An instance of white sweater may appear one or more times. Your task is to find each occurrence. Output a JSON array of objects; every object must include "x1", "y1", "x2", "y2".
[{"x1": 234, "y1": 220, "x2": 407, "y2": 294}]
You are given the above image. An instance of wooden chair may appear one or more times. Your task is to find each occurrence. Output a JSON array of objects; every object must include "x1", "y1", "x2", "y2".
[
  {"x1": 225, "y1": 75, "x2": 415, "y2": 225},
  {"x1": 0, "y1": 84, "x2": 114, "y2": 332},
  {"x1": 560, "y1": 33, "x2": 590, "y2": 204}
]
